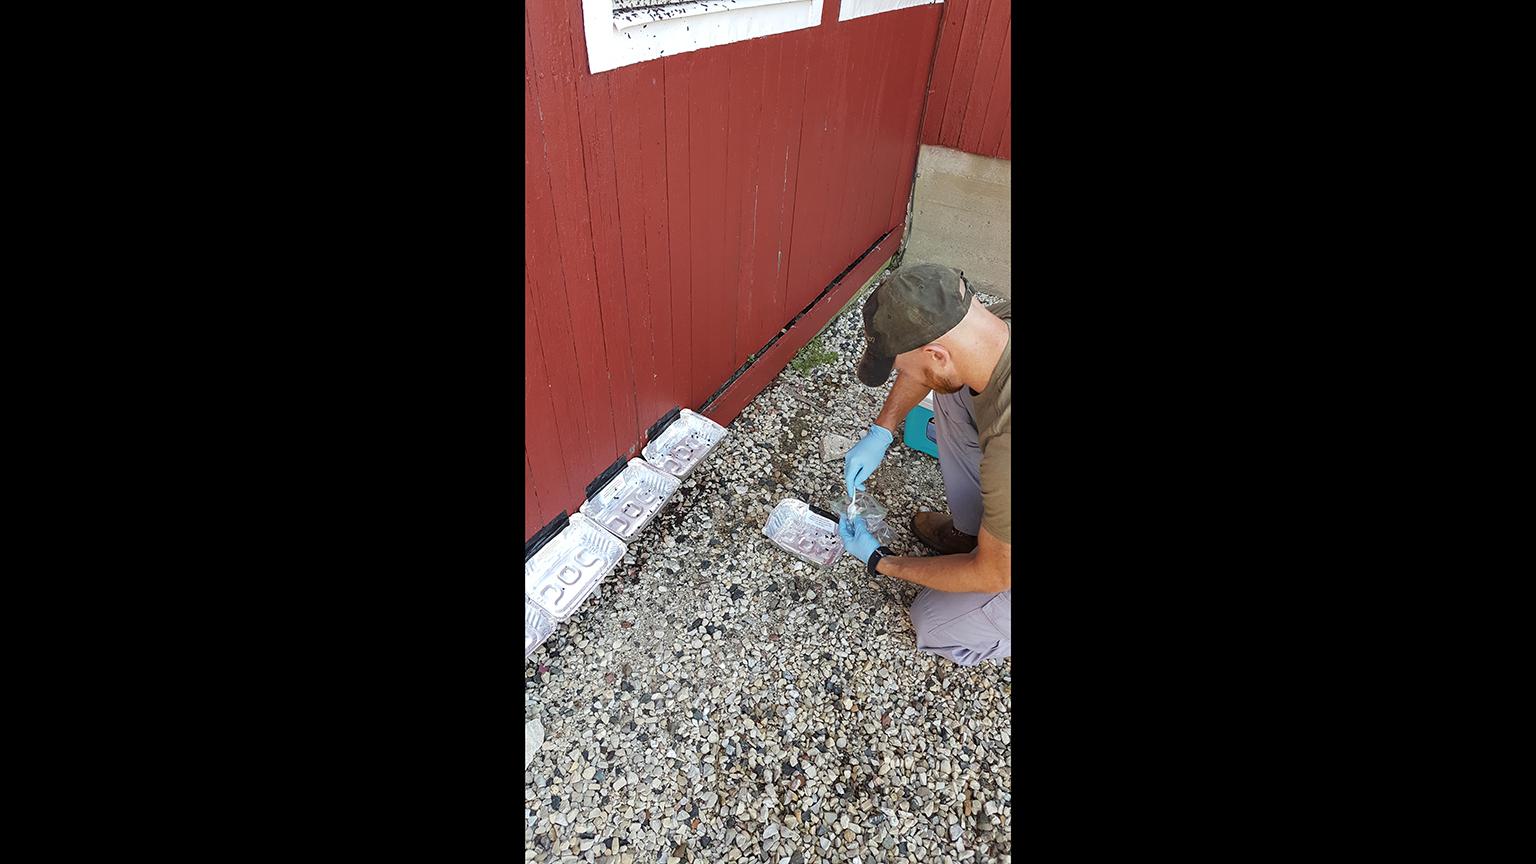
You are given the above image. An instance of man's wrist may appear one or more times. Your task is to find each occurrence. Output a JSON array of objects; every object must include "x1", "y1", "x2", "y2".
[{"x1": 867, "y1": 545, "x2": 895, "y2": 577}]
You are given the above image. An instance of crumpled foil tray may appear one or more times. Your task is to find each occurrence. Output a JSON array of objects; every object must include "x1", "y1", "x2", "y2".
[
  {"x1": 642, "y1": 408, "x2": 727, "y2": 479},
  {"x1": 525, "y1": 513, "x2": 626, "y2": 622},
  {"x1": 579, "y1": 458, "x2": 681, "y2": 543},
  {"x1": 763, "y1": 498, "x2": 845, "y2": 568},
  {"x1": 525, "y1": 597, "x2": 555, "y2": 660}
]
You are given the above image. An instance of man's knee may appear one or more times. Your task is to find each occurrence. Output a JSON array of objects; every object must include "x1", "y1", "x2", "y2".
[
  {"x1": 907, "y1": 588, "x2": 1010, "y2": 667},
  {"x1": 908, "y1": 587, "x2": 966, "y2": 634},
  {"x1": 908, "y1": 589, "x2": 941, "y2": 642}
]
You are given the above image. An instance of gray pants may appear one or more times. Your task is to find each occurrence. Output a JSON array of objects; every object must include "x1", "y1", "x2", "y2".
[{"x1": 908, "y1": 388, "x2": 1011, "y2": 666}]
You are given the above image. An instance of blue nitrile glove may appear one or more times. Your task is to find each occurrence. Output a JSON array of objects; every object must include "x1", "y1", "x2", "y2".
[
  {"x1": 839, "y1": 514, "x2": 881, "y2": 566},
  {"x1": 843, "y1": 424, "x2": 894, "y2": 501}
]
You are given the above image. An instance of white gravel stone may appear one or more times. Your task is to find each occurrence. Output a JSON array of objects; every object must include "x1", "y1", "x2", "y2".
[
  {"x1": 524, "y1": 718, "x2": 543, "y2": 770},
  {"x1": 820, "y1": 433, "x2": 855, "y2": 463}
]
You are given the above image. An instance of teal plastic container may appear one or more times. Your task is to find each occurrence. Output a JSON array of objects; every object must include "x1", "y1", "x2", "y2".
[{"x1": 903, "y1": 391, "x2": 939, "y2": 458}]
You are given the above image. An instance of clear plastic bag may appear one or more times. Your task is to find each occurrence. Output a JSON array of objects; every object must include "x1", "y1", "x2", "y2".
[{"x1": 844, "y1": 491, "x2": 897, "y2": 546}]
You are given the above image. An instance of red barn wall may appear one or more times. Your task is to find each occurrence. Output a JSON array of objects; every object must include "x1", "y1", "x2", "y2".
[
  {"x1": 919, "y1": 0, "x2": 1011, "y2": 160},
  {"x1": 526, "y1": 1, "x2": 944, "y2": 541}
]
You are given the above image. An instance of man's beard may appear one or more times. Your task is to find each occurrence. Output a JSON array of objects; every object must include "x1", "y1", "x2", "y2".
[{"x1": 924, "y1": 369, "x2": 966, "y2": 395}]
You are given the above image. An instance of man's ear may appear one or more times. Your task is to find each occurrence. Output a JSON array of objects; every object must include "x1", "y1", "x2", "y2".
[{"x1": 922, "y1": 343, "x2": 949, "y2": 366}]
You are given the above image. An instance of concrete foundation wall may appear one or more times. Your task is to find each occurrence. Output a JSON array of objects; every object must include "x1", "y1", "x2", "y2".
[{"x1": 903, "y1": 144, "x2": 1011, "y2": 298}]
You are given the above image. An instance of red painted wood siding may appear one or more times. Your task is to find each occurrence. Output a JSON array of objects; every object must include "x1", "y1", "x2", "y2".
[
  {"x1": 525, "y1": 1, "x2": 943, "y2": 542},
  {"x1": 920, "y1": 0, "x2": 1011, "y2": 160}
]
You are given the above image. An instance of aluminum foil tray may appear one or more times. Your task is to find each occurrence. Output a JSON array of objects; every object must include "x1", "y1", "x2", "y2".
[
  {"x1": 525, "y1": 513, "x2": 626, "y2": 622},
  {"x1": 642, "y1": 409, "x2": 727, "y2": 479},
  {"x1": 763, "y1": 498, "x2": 844, "y2": 568},
  {"x1": 579, "y1": 458, "x2": 681, "y2": 542},
  {"x1": 525, "y1": 597, "x2": 555, "y2": 660}
]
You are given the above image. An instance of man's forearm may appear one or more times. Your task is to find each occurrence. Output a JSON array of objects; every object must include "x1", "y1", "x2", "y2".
[
  {"x1": 875, "y1": 551, "x2": 1006, "y2": 594},
  {"x1": 874, "y1": 371, "x2": 930, "y2": 435}
]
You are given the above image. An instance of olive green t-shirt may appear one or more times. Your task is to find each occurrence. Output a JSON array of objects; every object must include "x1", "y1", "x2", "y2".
[{"x1": 972, "y1": 301, "x2": 1011, "y2": 543}]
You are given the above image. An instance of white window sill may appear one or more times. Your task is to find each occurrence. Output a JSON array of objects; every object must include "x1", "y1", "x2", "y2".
[
  {"x1": 586, "y1": 0, "x2": 824, "y2": 74},
  {"x1": 839, "y1": 0, "x2": 942, "y2": 23},
  {"x1": 615, "y1": 0, "x2": 806, "y2": 31}
]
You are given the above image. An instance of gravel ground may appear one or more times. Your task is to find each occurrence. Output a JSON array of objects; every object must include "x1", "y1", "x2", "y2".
[{"x1": 525, "y1": 285, "x2": 1012, "y2": 864}]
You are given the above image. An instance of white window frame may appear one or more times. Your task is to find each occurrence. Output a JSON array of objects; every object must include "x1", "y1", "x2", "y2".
[
  {"x1": 584, "y1": 0, "x2": 825, "y2": 75},
  {"x1": 838, "y1": 0, "x2": 942, "y2": 23}
]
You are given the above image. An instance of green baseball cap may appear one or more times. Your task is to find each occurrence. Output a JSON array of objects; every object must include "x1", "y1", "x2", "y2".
[{"x1": 855, "y1": 263, "x2": 975, "y2": 387}]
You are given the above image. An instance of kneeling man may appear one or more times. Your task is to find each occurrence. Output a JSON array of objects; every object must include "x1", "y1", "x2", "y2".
[{"x1": 838, "y1": 264, "x2": 1011, "y2": 666}]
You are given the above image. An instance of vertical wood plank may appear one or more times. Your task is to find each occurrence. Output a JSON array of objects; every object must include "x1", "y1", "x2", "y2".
[
  {"x1": 771, "y1": 34, "x2": 809, "y2": 344},
  {"x1": 785, "y1": 26, "x2": 833, "y2": 315},
  {"x1": 790, "y1": 27, "x2": 852, "y2": 310},
  {"x1": 958, "y1": 0, "x2": 1011, "y2": 155},
  {"x1": 730, "y1": 37, "x2": 768, "y2": 368},
  {"x1": 725, "y1": 39, "x2": 764, "y2": 371},
  {"x1": 663, "y1": 53, "x2": 694, "y2": 410},
  {"x1": 1000, "y1": 107, "x2": 1012, "y2": 159},
  {"x1": 836, "y1": 18, "x2": 875, "y2": 268},
  {"x1": 852, "y1": 15, "x2": 898, "y2": 258},
  {"x1": 526, "y1": 17, "x2": 597, "y2": 504},
  {"x1": 527, "y1": 0, "x2": 619, "y2": 475},
  {"x1": 921, "y1": 0, "x2": 972, "y2": 145},
  {"x1": 688, "y1": 47, "x2": 732, "y2": 408},
  {"x1": 635, "y1": 64, "x2": 675, "y2": 431},
  {"x1": 938, "y1": 0, "x2": 990, "y2": 147},
  {"x1": 575, "y1": 69, "x2": 643, "y2": 459},
  {"x1": 830, "y1": 20, "x2": 871, "y2": 270},
  {"x1": 812, "y1": 30, "x2": 857, "y2": 299},
  {"x1": 525, "y1": 269, "x2": 579, "y2": 521},
  {"x1": 739, "y1": 38, "x2": 779, "y2": 361},
  {"x1": 526, "y1": 451, "x2": 541, "y2": 540},
  {"x1": 977, "y1": 20, "x2": 1013, "y2": 158},
  {"x1": 609, "y1": 64, "x2": 665, "y2": 443}
]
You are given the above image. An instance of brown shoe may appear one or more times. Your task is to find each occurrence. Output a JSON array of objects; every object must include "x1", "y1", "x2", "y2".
[{"x1": 910, "y1": 512, "x2": 978, "y2": 555}]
